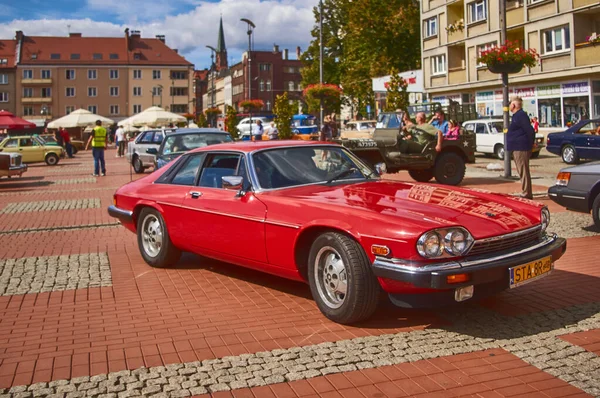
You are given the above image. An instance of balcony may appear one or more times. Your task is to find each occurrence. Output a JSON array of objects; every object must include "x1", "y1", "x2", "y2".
[
  {"x1": 21, "y1": 97, "x2": 52, "y2": 104},
  {"x1": 507, "y1": 4, "x2": 524, "y2": 26},
  {"x1": 446, "y1": 0, "x2": 465, "y2": 43},
  {"x1": 448, "y1": 68, "x2": 467, "y2": 84},
  {"x1": 573, "y1": 0, "x2": 598, "y2": 8},
  {"x1": 575, "y1": 44, "x2": 599, "y2": 67},
  {"x1": 21, "y1": 78, "x2": 52, "y2": 85}
]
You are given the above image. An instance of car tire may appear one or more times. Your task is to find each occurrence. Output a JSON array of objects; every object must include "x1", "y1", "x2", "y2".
[
  {"x1": 530, "y1": 150, "x2": 540, "y2": 159},
  {"x1": 561, "y1": 145, "x2": 579, "y2": 164},
  {"x1": 308, "y1": 232, "x2": 380, "y2": 324},
  {"x1": 592, "y1": 194, "x2": 600, "y2": 229},
  {"x1": 132, "y1": 155, "x2": 145, "y2": 174},
  {"x1": 494, "y1": 144, "x2": 505, "y2": 160},
  {"x1": 434, "y1": 152, "x2": 466, "y2": 186},
  {"x1": 408, "y1": 169, "x2": 434, "y2": 182},
  {"x1": 45, "y1": 153, "x2": 59, "y2": 166},
  {"x1": 137, "y1": 207, "x2": 181, "y2": 268}
]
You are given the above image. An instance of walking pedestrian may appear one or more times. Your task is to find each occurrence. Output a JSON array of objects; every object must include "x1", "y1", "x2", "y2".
[
  {"x1": 508, "y1": 96, "x2": 536, "y2": 199},
  {"x1": 115, "y1": 124, "x2": 126, "y2": 157},
  {"x1": 268, "y1": 122, "x2": 279, "y2": 140},
  {"x1": 85, "y1": 120, "x2": 107, "y2": 177},
  {"x1": 330, "y1": 113, "x2": 338, "y2": 138},
  {"x1": 252, "y1": 120, "x2": 264, "y2": 141},
  {"x1": 60, "y1": 127, "x2": 74, "y2": 158},
  {"x1": 320, "y1": 116, "x2": 332, "y2": 142}
]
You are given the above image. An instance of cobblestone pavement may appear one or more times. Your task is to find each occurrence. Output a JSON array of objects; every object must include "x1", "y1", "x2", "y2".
[{"x1": 0, "y1": 149, "x2": 598, "y2": 398}]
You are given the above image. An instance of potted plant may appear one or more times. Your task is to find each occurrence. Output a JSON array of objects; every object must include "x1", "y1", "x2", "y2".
[
  {"x1": 477, "y1": 41, "x2": 539, "y2": 74},
  {"x1": 302, "y1": 84, "x2": 343, "y2": 116},
  {"x1": 239, "y1": 99, "x2": 264, "y2": 112},
  {"x1": 587, "y1": 33, "x2": 600, "y2": 45},
  {"x1": 445, "y1": 19, "x2": 465, "y2": 34}
]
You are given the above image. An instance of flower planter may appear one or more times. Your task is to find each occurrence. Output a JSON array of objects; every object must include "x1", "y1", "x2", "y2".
[{"x1": 487, "y1": 62, "x2": 524, "y2": 74}]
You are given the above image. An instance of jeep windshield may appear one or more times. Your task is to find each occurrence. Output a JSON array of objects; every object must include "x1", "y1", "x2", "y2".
[{"x1": 376, "y1": 113, "x2": 402, "y2": 129}]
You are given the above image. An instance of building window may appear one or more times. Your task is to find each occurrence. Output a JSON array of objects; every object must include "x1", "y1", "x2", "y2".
[
  {"x1": 431, "y1": 55, "x2": 447, "y2": 75},
  {"x1": 23, "y1": 70, "x2": 33, "y2": 79},
  {"x1": 266, "y1": 80, "x2": 272, "y2": 91},
  {"x1": 266, "y1": 101, "x2": 271, "y2": 111},
  {"x1": 171, "y1": 71, "x2": 186, "y2": 80},
  {"x1": 133, "y1": 69, "x2": 142, "y2": 79},
  {"x1": 468, "y1": 0, "x2": 487, "y2": 23},
  {"x1": 260, "y1": 80, "x2": 265, "y2": 91},
  {"x1": 110, "y1": 105, "x2": 119, "y2": 115},
  {"x1": 93, "y1": 53, "x2": 102, "y2": 60},
  {"x1": 110, "y1": 87, "x2": 119, "y2": 96},
  {"x1": 88, "y1": 69, "x2": 97, "y2": 80},
  {"x1": 424, "y1": 17, "x2": 437, "y2": 38},
  {"x1": 538, "y1": 98, "x2": 562, "y2": 127},
  {"x1": 0, "y1": 92, "x2": 8, "y2": 102},
  {"x1": 50, "y1": 53, "x2": 60, "y2": 60},
  {"x1": 41, "y1": 70, "x2": 51, "y2": 79},
  {"x1": 476, "y1": 42, "x2": 497, "y2": 67},
  {"x1": 88, "y1": 87, "x2": 97, "y2": 97},
  {"x1": 41, "y1": 88, "x2": 51, "y2": 98},
  {"x1": 109, "y1": 69, "x2": 119, "y2": 79},
  {"x1": 66, "y1": 87, "x2": 75, "y2": 97},
  {"x1": 259, "y1": 63, "x2": 271, "y2": 71},
  {"x1": 66, "y1": 106, "x2": 75, "y2": 114},
  {"x1": 153, "y1": 70, "x2": 162, "y2": 79},
  {"x1": 133, "y1": 104, "x2": 142, "y2": 113},
  {"x1": 66, "y1": 69, "x2": 75, "y2": 80},
  {"x1": 133, "y1": 53, "x2": 141, "y2": 60},
  {"x1": 543, "y1": 26, "x2": 570, "y2": 54},
  {"x1": 133, "y1": 87, "x2": 142, "y2": 96},
  {"x1": 70, "y1": 54, "x2": 80, "y2": 60},
  {"x1": 109, "y1": 53, "x2": 119, "y2": 60},
  {"x1": 31, "y1": 54, "x2": 38, "y2": 60},
  {"x1": 23, "y1": 106, "x2": 34, "y2": 116},
  {"x1": 88, "y1": 105, "x2": 97, "y2": 114},
  {"x1": 0, "y1": 74, "x2": 7, "y2": 84},
  {"x1": 152, "y1": 86, "x2": 162, "y2": 96},
  {"x1": 288, "y1": 81, "x2": 295, "y2": 91},
  {"x1": 170, "y1": 87, "x2": 188, "y2": 96},
  {"x1": 170, "y1": 104, "x2": 187, "y2": 113},
  {"x1": 23, "y1": 88, "x2": 33, "y2": 98}
]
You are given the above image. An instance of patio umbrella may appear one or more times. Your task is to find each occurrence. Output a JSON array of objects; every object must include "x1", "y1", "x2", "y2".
[
  {"x1": 0, "y1": 110, "x2": 36, "y2": 130},
  {"x1": 127, "y1": 106, "x2": 186, "y2": 127},
  {"x1": 47, "y1": 109, "x2": 114, "y2": 128}
]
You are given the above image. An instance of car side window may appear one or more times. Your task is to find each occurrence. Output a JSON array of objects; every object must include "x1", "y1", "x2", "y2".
[
  {"x1": 140, "y1": 133, "x2": 153, "y2": 144},
  {"x1": 153, "y1": 132, "x2": 164, "y2": 144},
  {"x1": 20, "y1": 138, "x2": 35, "y2": 147},
  {"x1": 4, "y1": 139, "x2": 18, "y2": 148},
  {"x1": 463, "y1": 124, "x2": 474, "y2": 132},
  {"x1": 171, "y1": 155, "x2": 204, "y2": 186},
  {"x1": 475, "y1": 124, "x2": 486, "y2": 134},
  {"x1": 198, "y1": 154, "x2": 241, "y2": 189}
]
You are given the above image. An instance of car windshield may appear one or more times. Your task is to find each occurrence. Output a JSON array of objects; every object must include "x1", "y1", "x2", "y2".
[
  {"x1": 293, "y1": 118, "x2": 315, "y2": 127},
  {"x1": 162, "y1": 133, "x2": 232, "y2": 155},
  {"x1": 376, "y1": 113, "x2": 401, "y2": 129},
  {"x1": 489, "y1": 122, "x2": 503, "y2": 133},
  {"x1": 252, "y1": 146, "x2": 375, "y2": 190}
]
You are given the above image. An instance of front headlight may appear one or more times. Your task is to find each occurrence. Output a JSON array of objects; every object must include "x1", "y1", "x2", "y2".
[
  {"x1": 541, "y1": 207, "x2": 550, "y2": 232},
  {"x1": 417, "y1": 227, "x2": 474, "y2": 258}
]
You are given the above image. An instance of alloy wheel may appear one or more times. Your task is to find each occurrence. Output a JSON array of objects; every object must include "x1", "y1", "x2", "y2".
[
  {"x1": 314, "y1": 246, "x2": 347, "y2": 309},
  {"x1": 563, "y1": 147, "x2": 574, "y2": 163},
  {"x1": 141, "y1": 213, "x2": 163, "y2": 258}
]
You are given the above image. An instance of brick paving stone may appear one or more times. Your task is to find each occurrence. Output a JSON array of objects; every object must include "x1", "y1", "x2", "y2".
[{"x1": 0, "y1": 199, "x2": 100, "y2": 214}]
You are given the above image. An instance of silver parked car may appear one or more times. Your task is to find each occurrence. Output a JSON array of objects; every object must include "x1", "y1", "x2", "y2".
[
  {"x1": 126, "y1": 129, "x2": 175, "y2": 173},
  {"x1": 548, "y1": 161, "x2": 600, "y2": 227}
]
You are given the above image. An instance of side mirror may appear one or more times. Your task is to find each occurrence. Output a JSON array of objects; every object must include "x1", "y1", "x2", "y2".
[
  {"x1": 374, "y1": 163, "x2": 387, "y2": 176},
  {"x1": 146, "y1": 148, "x2": 158, "y2": 155},
  {"x1": 222, "y1": 175, "x2": 244, "y2": 193}
]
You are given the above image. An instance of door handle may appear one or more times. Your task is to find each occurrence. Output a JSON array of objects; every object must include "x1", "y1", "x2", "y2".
[{"x1": 190, "y1": 191, "x2": 202, "y2": 199}]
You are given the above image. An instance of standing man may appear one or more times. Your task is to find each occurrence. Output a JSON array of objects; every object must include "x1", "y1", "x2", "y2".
[
  {"x1": 268, "y1": 122, "x2": 279, "y2": 140},
  {"x1": 429, "y1": 110, "x2": 449, "y2": 136},
  {"x1": 60, "y1": 127, "x2": 73, "y2": 158},
  {"x1": 508, "y1": 96, "x2": 535, "y2": 199},
  {"x1": 85, "y1": 120, "x2": 107, "y2": 176},
  {"x1": 115, "y1": 124, "x2": 126, "y2": 157}
]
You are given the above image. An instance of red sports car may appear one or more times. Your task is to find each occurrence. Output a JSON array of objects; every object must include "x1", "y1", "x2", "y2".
[{"x1": 108, "y1": 141, "x2": 566, "y2": 324}]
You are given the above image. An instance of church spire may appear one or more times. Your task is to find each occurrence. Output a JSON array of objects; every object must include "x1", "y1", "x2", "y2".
[{"x1": 216, "y1": 16, "x2": 226, "y2": 53}]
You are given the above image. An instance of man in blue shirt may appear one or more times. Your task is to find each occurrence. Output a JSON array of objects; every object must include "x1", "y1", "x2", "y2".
[
  {"x1": 430, "y1": 110, "x2": 449, "y2": 136},
  {"x1": 508, "y1": 96, "x2": 535, "y2": 199}
]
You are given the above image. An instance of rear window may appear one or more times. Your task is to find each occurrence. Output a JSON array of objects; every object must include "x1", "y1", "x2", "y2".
[{"x1": 162, "y1": 133, "x2": 232, "y2": 155}]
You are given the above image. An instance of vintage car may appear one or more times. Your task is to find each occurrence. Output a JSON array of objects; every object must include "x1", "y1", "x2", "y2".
[
  {"x1": 126, "y1": 129, "x2": 175, "y2": 173},
  {"x1": 546, "y1": 119, "x2": 600, "y2": 164},
  {"x1": 291, "y1": 114, "x2": 319, "y2": 141},
  {"x1": 0, "y1": 152, "x2": 27, "y2": 179},
  {"x1": 548, "y1": 161, "x2": 600, "y2": 227},
  {"x1": 340, "y1": 120, "x2": 377, "y2": 140},
  {"x1": 108, "y1": 141, "x2": 566, "y2": 324},
  {"x1": 39, "y1": 134, "x2": 85, "y2": 155},
  {"x1": 148, "y1": 128, "x2": 233, "y2": 170},
  {"x1": 462, "y1": 119, "x2": 545, "y2": 159},
  {"x1": 0, "y1": 135, "x2": 64, "y2": 165}
]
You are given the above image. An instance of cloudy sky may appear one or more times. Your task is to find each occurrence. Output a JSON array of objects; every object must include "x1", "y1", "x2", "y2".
[{"x1": 0, "y1": 0, "x2": 318, "y2": 69}]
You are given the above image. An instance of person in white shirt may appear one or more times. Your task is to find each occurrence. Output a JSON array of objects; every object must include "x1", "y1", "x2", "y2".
[
  {"x1": 268, "y1": 122, "x2": 279, "y2": 140},
  {"x1": 252, "y1": 120, "x2": 264, "y2": 141},
  {"x1": 115, "y1": 125, "x2": 126, "y2": 157}
]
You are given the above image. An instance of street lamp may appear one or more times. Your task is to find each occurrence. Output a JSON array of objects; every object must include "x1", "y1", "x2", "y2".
[
  {"x1": 206, "y1": 45, "x2": 218, "y2": 127},
  {"x1": 241, "y1": 18, "x2": 255, "y2": 138},
  {"x1": 319, "y1": 0, "x2": 324, "y2": 130}
]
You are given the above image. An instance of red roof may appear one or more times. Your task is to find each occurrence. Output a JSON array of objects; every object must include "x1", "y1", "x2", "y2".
[
  {"x1": 194, "y1": 69, "x2": 208, "y2": 80},
  {"x1": 0, "y1": 40, "x2": 16, "y2": 69},
  {"x1": 19, "y1": 33, "x2": 192, "y2": 66}
]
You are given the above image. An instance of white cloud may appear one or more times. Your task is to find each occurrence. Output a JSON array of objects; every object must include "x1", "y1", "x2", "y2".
[{"x1": 0, "y1": 0, "x2": 318, "y2": 68}]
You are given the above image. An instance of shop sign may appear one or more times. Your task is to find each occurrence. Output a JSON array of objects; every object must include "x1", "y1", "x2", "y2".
[
  {"x1": 562, "y1": 82, "x2": 589, "y2": 95},
  {"x1": 537, "y1": 85, "x2": 561, "y2": 97},
  {"x1": 476, "y1": 91, "x2": 493, "y2": 101},
  {"x1": 514, "y1": 87, "x2": 535, "y2": 98}
]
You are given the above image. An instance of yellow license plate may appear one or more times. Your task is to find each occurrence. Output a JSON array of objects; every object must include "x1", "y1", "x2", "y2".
[{"x1": 509, "y1": 256, "x2": 552, "y2": 288}]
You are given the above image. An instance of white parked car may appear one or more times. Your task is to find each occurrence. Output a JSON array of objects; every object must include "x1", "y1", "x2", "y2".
[
  {"x1": 126, "y1": 128, "x2": 176, "y2": 173},
  {"x1": 462, "y1": 119, "x2": 544, "y2": 160},
  {"x1": 236, "y1": 117, "x2": 272, "y2": 138}
]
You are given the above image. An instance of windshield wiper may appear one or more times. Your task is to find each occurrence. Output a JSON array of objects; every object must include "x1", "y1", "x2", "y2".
[{"x1": 326, "y1": 168, "x2": 358, "y2": 184}]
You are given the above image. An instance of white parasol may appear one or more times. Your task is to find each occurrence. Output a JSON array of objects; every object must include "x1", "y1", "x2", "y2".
[
  {"x1": 125, "y1": 106, "x2": 186, "y2": 127},
  {"x1": 47, "y1": 109, "x2": 114, "y2": 128}
]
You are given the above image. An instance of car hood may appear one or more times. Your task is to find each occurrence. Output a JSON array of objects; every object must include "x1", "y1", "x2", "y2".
[{"x1": 259, "y1": 180, "x2": 541, "y2": 239}]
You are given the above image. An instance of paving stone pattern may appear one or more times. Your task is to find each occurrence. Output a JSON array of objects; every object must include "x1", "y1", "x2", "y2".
[
  {"x1": 0, "y1": 187, "x2": 120, "y2": 197},
  {"x1": 49, "y1": 178, "x2": 97, "y2": 185},
  {"x1": 0, "y1": 253, "x2": 112, "y2": 296},
  {"x1": 0, "y1": 199, "x2": 100, "y2": 214},
  {"x1": 46, "y1": 167, "x2": 97, "y2": 174},
  {"x1": 548, "y1": 211, "x2": 600, "y2": 239},
  {"x1": 0, "y1": 302, "x2": 598, "y2": 397},
  {"x1": 0, "y1": 223, "x2": 120, "y2": 236}
]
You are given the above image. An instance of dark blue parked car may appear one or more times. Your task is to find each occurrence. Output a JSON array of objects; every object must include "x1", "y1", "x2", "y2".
[{"x1": 546, "y1": 119, "x2": 600, "y2": 164}]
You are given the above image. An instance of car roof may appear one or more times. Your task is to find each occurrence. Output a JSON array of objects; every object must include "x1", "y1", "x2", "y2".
[
  {"x1": 165, "y1": 128, "x2": 229, "y2": 137},
  {"x1": 3, "y1": 135, "x2": 41, "y2": 139},
  {"x1": 186, "y1": 139, "x2": 335, "y2": 155},
  {"x1": 463, "y1": 119, "x2": 501, "y2": 123}
]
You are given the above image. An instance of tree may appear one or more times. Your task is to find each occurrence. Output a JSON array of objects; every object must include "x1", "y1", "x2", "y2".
[
  {"x1": 197, "y1": 113, "x2": 208, "y2": 127},
  {"x1": 225, "y1": 106, "x2": 239, "y2": 140},
  {"x1": 384, "y1": 70, "x2": 409, "y2": 112},
  {"x1": 303, "y1": 84, "x2": 343, "y2": 116},
  {"x1": 273, "y1": 92, "x2": 295, "y2": 139}
]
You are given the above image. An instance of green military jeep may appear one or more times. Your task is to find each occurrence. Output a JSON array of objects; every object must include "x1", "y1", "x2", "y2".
[{"x1": 335, "y1": 111, "x2": 476, "y2": 186}]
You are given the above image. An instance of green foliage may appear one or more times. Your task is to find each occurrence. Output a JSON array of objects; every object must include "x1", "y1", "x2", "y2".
[
  {"x1": 273, "y1": 92, "x2": 296, "y2": 139},
  {"x1": 225, "y1": 106, "x2": 239, "y2": 140},
  {"x1": 303, "y1": 84, "x2": 343, "y2": 116},
  {"x1": 197, "y1": 113, "x2": 208, "y2": 127},
  {"x1": 384, "y1": 70, "x2": 409, "y2": 112}
]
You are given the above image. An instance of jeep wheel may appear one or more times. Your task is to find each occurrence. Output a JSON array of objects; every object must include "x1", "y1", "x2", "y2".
[
  {"x1": 434, "y1": 152, "x2": 466, "y2": 186},
  {"x1": 408, "y1": 169, "x2": 434, "y2": 182}
]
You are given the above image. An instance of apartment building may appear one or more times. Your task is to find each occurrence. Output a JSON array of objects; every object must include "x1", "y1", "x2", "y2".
[
  {"x1": 0, "y1": 40, "x2": 17, "y2": 115},
  {"x1": 421, "y1": 0, "x2": 600, "y2": 128},
  {"x1": 13, "y1": 30, "x2": 193, "y2": 122}
]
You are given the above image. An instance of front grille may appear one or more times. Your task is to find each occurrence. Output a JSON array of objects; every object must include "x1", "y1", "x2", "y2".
[
  {"x1": 14, "y1": 156, "x2": 21, "y2": 166},
  {"x1": 468, "y1": 226, "x2": 542, "y2": 257}
]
